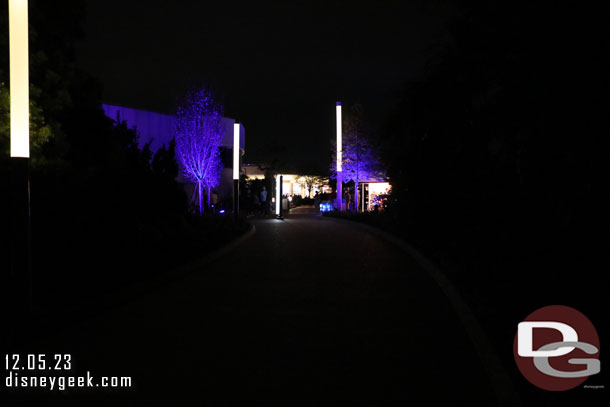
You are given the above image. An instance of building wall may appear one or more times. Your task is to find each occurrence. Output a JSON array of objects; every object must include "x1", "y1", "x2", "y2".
[
  {"x1": 102, "y1": 104, "x2": 175, "y2": 153},
  {"x1": 102, "y1": 104, "x2": 245, "y2": 153},
  {"x1": 102, "y1": 104, "x2": 245, "y2": 205}
]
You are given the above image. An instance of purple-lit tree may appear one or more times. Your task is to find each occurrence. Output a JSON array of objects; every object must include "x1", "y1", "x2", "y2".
[
  {"x1": 175, "y1": 89, "x2": 224, "y2": 214},
  {"x1": 330, "y1": 104, "x2": 386, "y2": 211},
  {"x1": 333, "y1": 136, "x2": 386, "y2": 183}
]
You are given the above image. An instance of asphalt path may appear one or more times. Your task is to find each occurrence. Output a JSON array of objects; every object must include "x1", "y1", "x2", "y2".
[{"x1": 7, "y1": 207, "x2": 499, "y2": 406}]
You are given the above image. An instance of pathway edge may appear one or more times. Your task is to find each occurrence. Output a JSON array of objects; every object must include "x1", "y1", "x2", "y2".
[{"x1": 323, "y1": 215, "x2": 521, "y2": 406}]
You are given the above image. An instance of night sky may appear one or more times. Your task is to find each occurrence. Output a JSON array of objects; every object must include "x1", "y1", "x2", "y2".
[{"x1": 75, "y1": 0, "x2": 452, "y2": 172}]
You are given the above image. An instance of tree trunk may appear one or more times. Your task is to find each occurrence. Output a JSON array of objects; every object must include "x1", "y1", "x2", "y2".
[{"x1": 198, "y1": 181, "x2": 204, "y2": 214}]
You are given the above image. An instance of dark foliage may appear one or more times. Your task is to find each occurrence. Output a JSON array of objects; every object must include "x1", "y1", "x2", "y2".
[
  {"x1": 376, "y1": 4, "x2": 606, "y2": 395},
  {"x1": 383, "y1": 2, "x2": 603, "y2": 282},
  {"x1": 1, "y1": 2, "x2": 247, "y2": 317}
]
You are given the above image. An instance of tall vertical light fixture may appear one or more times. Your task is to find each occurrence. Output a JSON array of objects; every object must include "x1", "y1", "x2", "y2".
[
  {"x1": 279, "y1": 175, "x2": 284, "y2": 219},
  {"x1": 275, "y1": 174, "x2": 281, "y2": 216},
  {"x1": 275, "y1": 174, "x2": 284, "y2": 219},
  {"x1": 10, "y1": 0, "x2": 29, "y2": 158},
  {"x1": 336, "y1": 101, "x2": 342, "y2": 210},
  {"x1": 233, "y1": 122, "x2": 240, "y2": 215},
  {"x1": 8, "y1": 0, "x2": 32, "y2": 312}
]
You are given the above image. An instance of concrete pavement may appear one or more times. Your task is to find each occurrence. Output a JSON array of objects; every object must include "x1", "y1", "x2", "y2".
[{"x1": 8, "y1": 207, "x2": 502, "y2": 406}]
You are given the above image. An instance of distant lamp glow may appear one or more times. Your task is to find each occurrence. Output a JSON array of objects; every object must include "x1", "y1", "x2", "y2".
[
  {"x1": 233, "y1": 122, "x2": 240, "y2": 180},
  {"x1": 9, "y1": 0, "x2": 29, "y2": 158},
  {"x1": 275, "y1": 174, "x2": 281, "y2": 216}
]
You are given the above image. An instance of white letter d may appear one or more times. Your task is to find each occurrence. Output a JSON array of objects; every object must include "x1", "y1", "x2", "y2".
[{"x1": 518, "y1": 321, "x2": 578, "y2": 357}]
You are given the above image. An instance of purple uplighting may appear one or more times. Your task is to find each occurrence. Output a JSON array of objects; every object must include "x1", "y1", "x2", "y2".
[
  {"x1": 175, "y1": 89, "x2": 224, "y2": 214},
  {"x1": 330, "y1": 136, "x2": 385, "y2": 184}
]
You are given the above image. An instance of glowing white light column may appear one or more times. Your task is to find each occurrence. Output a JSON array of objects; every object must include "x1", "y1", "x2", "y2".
[
  {"x1": 8, "y1": 0, "x2": 33, "y2": 311},
  {"x1": 233, "y1": 122, "x2": 240, "y2": 215},
  {"x1": 336, "y1": 101, "x2": 342, "y2": 210},
  {"x1": 233, "y1": 123, "x2": 240, "y2": 180},
  {"x1": 275, "y1": 174, "x2": 281, "y2": 216},
  {"x1": 9, "y1": 0, "x2": 29, "y2": 157}
]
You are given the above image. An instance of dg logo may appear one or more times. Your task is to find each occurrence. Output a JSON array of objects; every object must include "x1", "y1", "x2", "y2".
[{"x1": 513, "y1": 305, "x2": 601, "y2": 391}]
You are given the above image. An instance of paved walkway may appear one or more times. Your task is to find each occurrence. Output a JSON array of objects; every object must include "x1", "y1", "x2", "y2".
[{"x1": 11, "y1": 207, "x2": 498, "y2": 405}]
